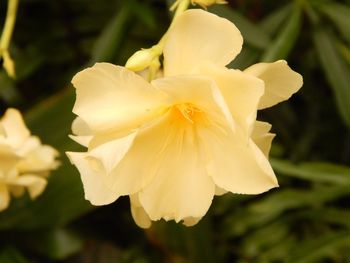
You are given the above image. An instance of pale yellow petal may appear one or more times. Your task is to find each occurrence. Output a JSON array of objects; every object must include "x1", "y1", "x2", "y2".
[
  {"x1": 130, "y1": 194, "x2": 152, "y2": 229},
  {"x1": 244, "y1": 60, "x2": 303, "y2": 109},
  {"x1": 18, "y1": 145, "x2": 59, "y2": 173},
  {"x1": 0, "y1": 183, "x2": 10, "y2": 211},
  {"x1": 70, "y1": 116, "x2": 93, "y2": 147},
  {"x1": 66, "y1": 151, "x2": 119, "y2": 205},
  {"x1": 163, "y1": 9, "x2": 243, "y2": 76},
  {"x1": 105, "y1": 116, "x2": 179, "y2": 195},
  {"x1": 87, "y1": 132, "x2": 137, "y2": 175},
  {"x1": 215, "y1": 186, "x2": 228, "y2": 196},
  {"x1": 198, "y1": 120, "x2": 278, "y2": 194},
  {"x1": 0, "y1": 144, "x2": 21, "y2": 172},
  {"x1": 183, "y1": 217, "x2": 201, "y2": 227},
  {"x1": 72, "y1": 63, "x2": 166, "y2": 133},
  {"x1": 15, "y1": 136, "x2": 59, "y2": 173},
  {"x1": 137, "y1": 112, "x2": 215, "y2": 222},
  {"x1": 1, "y1": 108, "x2": 30, "y2": 148},
  {"x1": 13, "y1": 175, "x2": 47, "y2": 199},
  {"x1": 72, "y1": 117, "x2": 92, "y2": 136},
  {"x1": 200, "y1": 64, "x2": 264, "y2": 133},
  {"x1": 69, "y1": 135, "x2": 92, "y2": 148},
  {"x1": 251, "y1": 121, "x2": 275, "y2": 157}
]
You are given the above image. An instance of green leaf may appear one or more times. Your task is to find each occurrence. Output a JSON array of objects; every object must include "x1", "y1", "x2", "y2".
[
  {"x1": 27, "y1": 228, "x2": 84, "y2": 260},
  {"x1": 271, "y1": 159, "x2": 350, "y2": 185},
  {"x1": 260, "y1": 4, "x2": 292, "y2": 36},
  {"x1": 313, "y1": 28, "x2": 350, "y2": 128},
  {"x1": 318, "y1": 3, "x2": 350, "y2": 43},
  {"x1": 285, "y1": 232, "x2": 350, "y2": 263},
  {"x1": 228, "y1": 48, "x2": 260, "y2": 70},
  {"x1": 90, "y1": 2, "x2": 132, "y2": 63},
  {"x1": 241, "y1": 220, "x2": 289, "y2": 258},
  {"x1": 261, "y1": 5, "x2": 301, "y2": 62},
  {"x1": 209, "y1": 5, "x2": 271, "y2": 50},
  {"x1": 0, "y1": 247, "x2": 29, "y2": 263},
  {"x1": 300, "y1": 208, "x2": 350, "y2": 229},
  {"x1": 130, "y1": 1, "x2": 156, "y2": 30},
  {"x1": 249, "y1": 186, "x2": 350, "y2": 218}
]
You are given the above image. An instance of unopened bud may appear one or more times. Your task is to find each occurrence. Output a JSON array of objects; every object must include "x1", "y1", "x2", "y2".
[
  {"x1": 191, "y1": 0, "x2": 227, "y2": 9},
  {"x1": 125, "y1": 49, "x2": 155, "y2": 72}
]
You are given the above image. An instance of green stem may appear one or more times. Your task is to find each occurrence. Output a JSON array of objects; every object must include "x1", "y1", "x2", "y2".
[
  {"x1": 0, "y1": 0, "x2": 19, "y2": 77},
  {"x1": 0, "y1": 0, "x2": 19, "y2": 52},
  {"x1": 154, "y1": 0, "x2": 191, "y2": 55}
]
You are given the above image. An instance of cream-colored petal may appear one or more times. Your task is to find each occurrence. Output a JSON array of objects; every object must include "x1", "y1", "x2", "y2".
[
  {"x1": 0, "y1": 144, "x2": 21, "y2": 172},
  {"x1": 105, "y1": 116, "x2": 180, "y2": 195},
  {"x1": 244, "y1": 60, "x2": 303, "y2": 109},
  {"x1": 138, "y1": 111, "x2": 215, "y2": 222},
  {"x1": 72, "y1": 63, "x2": 166, "y2": 133},
  {"x1": 15, "y1": 136, "x2": 40, "y2": 156},
  {"x1": 183, "y1": 217, "x2": 202, "y2": 227},
  {"x1": 0, "y1": 183, "x2": 10, "y2": 211},
  {"x1": 198, "y1": 119, "x2": 278, "y2": 194},
  {"x1": 0, "y1": 123, "x2": 5, "y2": 136},
  {"x1": 13, "y1": 175, "x2": 47, "y2": 199},
  {"x1": 87, "y1": 132, "x2": 137, "y2": 175},
  {"x1": 72, "y1": 117, "x2": 92, "y2": 136},
  {"x1": 200, "y1": 64, "x2": 264, "y2": 133},
  {"x1": 1, "y1": 108, "x2": 30, "y2": 148},
  {"x1": 251, "y1": 121, "x2": 275, "y2": 157},
  {"x1": 163, "y1": 9, "x2": 243, "y2": 76},
  {"x1": 130, "y1": 194, "x2": 152, "y2": 229},
  {"x1": 69, "y1": 135, "x2": 92, "y2": 148},
  {"x1": 66, "y1": 151, "x2": 119, "y2": 206},
  {"x1": 215, "y1": 186, "x2": 228, "y2": 196},
  {"x1": 16, "y1": 137, "x2": 59, "y2": 173}
]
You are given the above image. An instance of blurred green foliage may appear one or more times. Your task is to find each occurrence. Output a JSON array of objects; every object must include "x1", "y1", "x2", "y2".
[{"x1": 1, "y1": 0, "x2": 350, "y2": 262}]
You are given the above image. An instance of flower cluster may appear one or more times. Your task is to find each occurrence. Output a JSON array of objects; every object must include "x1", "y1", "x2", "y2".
[
  {"x1": 67, "y1": 9, "x2": 302, "y2": 228},
  {"x1": 0, "y1": 108, "x2": 59, "y2": 211}
]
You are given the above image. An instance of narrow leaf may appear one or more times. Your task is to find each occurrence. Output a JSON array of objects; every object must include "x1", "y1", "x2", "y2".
[
  {"x1": 271, "y1": 159, "x2": 350, "y2": 185},
  {"x1": 91, "y1": 2, "x2": 132, "y2": 63},
  {"x1": 260, "y1": 4, "x2": 292, "y2": 36},
  {"x1": 313, "y1": 28, "x2": 350, "y2": 128},
  {"x1": 318, "y1": 3, "x2": 350, "y2": 43},
  {"x1": 261, "y1": 5, "x2": 301, "y2": 62}
]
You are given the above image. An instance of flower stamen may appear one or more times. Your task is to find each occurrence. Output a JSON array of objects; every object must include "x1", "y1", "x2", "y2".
[{"x1": 173, "y1": 103, "x2": 202, "y2": 124}]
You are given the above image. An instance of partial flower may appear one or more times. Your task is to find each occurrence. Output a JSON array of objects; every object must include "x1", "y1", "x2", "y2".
[
  {"x1": 0, "y1": 108, "x2": 59, "y2": 211},
  {"x1": 67, "y1": 9, "x2": 302, "y2": 228}
]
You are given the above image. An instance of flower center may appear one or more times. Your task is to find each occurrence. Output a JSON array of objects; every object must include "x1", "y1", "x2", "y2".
[{"x1": 173, "y1": 103, "x2": 202, "y2": 124}]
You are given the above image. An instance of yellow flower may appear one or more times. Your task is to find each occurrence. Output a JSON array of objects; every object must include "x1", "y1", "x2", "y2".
[
  {"x1": 0, "y1": 108, "x2": 59, "y2": 211},
  {"x1": 67, "y1": 9, "x2": 302, "y2": 228}
]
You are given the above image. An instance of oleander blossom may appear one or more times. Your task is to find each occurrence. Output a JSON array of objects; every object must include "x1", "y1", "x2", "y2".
[
  {"x1": 67, "y1": 9, "x2": 302, "y2": 228},
  {"x1": 0, "y1": 108, "x2": 59, "y2": 211}
]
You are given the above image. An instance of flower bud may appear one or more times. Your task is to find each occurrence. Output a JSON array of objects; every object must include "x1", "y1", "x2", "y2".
[
  {"x1": 191, "y1": 0, "x2": 227, "y2": 9},
  {"x1": 125, "y1": 49, "x2": 155, "y2": 72}
]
